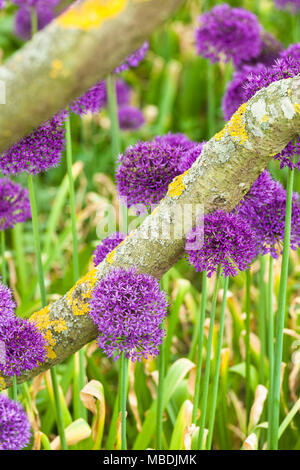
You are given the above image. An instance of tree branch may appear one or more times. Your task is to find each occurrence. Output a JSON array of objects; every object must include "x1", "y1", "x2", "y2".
[
  {"x1": 0, "y1": 0, "x2": 184, "y2": 152},
  {"x1": 1, "y1": 74, "x2": 299, "y2": 389}
]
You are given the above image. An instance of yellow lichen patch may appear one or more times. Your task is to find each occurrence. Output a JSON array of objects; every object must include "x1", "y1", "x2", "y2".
[
  {"x1": 294, "y1": 104, "x2": 300, "y2": 114},
  {"x1": 50, "y1": 59, "x2": 69, "y2": 79},
  {"x1": 30, "y1": 306, "x2": 67, "y2": 360},
  {"x1": 66, "y1": 268, "x2": 98, "y2": 316},
  {"x1": 259, "y1": 114, "x2": 269, "y2": 123},
  {"x1": 106, "y1": 239, "x2": 126, "y2": 265},
  {"x1": 168, "y1": 170, "x2": 189, "y2": 198},
  {"x1": 57, "y1": 0, "x2": 128, "y2": 30},
  {"x1": 0, "y1": 377, "x2": 6, "y2": 391},
  {"x1": 227, "y1": 102, "x2": 248, "y2": 145},
  {"x1": 214, "y1": 126, "x2": 227, "y2": 141}
]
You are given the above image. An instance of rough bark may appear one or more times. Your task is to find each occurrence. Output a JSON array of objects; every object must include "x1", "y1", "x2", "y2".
[
  {"x1": 1, "y1": 74, "x2": 299, "y2": 390},
  {"x1": 0, "y1": 0, "x2": 184, "y2": 152}
]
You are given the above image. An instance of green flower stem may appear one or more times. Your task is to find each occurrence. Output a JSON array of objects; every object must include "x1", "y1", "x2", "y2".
[
  {"x1": 156, "y1": 334, "x2": 165, "y2": 450},
  {"x1": 27, "y1": 174, "x2": 68, "y2": 450},
  {"x1": 106, "y1": 74, "x2": 121, "y2": 159},
  {"x1": 245, "y1": 268, "x2": 251, "y2": 426},
  {"x1": 267, "y1": 255, "x2": 274, "y2": 448},
  {"x1": 12, "y1": 224, "x2": 27, "y2": 299},
  {"x1": 258, "y1": 256, "x2": 267, "y2": 385},
  {"x1": 12, "y1": 375, "x2": 18, "y2": 401},
  {"x1": 207, "y1": 63, "x2": 216, "y2": 138},
  {"x1": 120, "y1": 352, "x2": 128, "y2": 450},
  {"x1": 31, "y1": 7, "x2": 38, "y2": 37},
  {"x1": 207, "y1": 276, "x2": 229, "y2": 449},
  {"x1": 192, "y1": 271, "x2": 208, "y2": 424},
  {"x1": 197, "y1": 266, "x2": 221, "y2": 449},
  {"x1": 1, "y1": 230, "x2": 6, "y2": 284},
  {"x1": 269, "y1": 166, "x2": 295, "y2": 450}
]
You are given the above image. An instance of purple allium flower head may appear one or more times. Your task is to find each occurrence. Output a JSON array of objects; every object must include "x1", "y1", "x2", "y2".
[
  {"x1": 0, "y1": 111, "x2": 67, "y2": 176},
  {"x1": 195, "y1": 4, "x2": 262, "y2": 67},
  {"x1": 239, "y1": 170, "x2": 280, "y2": 210},
  {"x1": 69, "y1": 81, "x2": 106, "y2": 116},
  {"x1": 239, "y1": 181, "x2": 300, "y2": 258},
  {"x1": 0, "y1": 395, "x2": 31, "y2": 450},
  {"x1": 103, "y1": 78, "x2": 131, "y2": 108},
  {"x1": 0, "y1": 282, "x2": 16, "y2": 321},
  {"x1": 155, "y1": 132, "x2": 196, "y2": 152},
  {"x1": 93, "y1": 232, "x2": 126, "y2": 266},
  {"x1": 280, "y1": 43, "x2": 300, "y2": 61},
  {"x1": 222, "y1": 64, "x2": 265, "y2": 121},
  {"x1": 14, "y1": 6, "x2": 54, "y2": 40},
  {"x1": 116, "y1": 141, "x2": 183, "y2": 207},
  {"x1": 185, "y1": 210, "x2": 257, "y2": 278},
  {"x1": 0, "y1": 317, "x2": 46, "y2": 376},
  {"x1": 273, "y1": 137, "x2": 300, "y2": 171},
  {"x1": 178, "y1": 142, "x2": 206, "y2": 173},
  {"x1": 118, "y1": 106, "x2": 145, "y2": 131},
  {"x1": 115, "y1": 41, "x2": 149, "y2": 74},
  {"x1": 274, "y1": 0, "x2": 300, "y2": 12},
  {"x1": 89, "y1": 267, "x2": 168, "y2": 361},
  {"x1": 0, "y1": 179, "x2": 31, "y2": 230}
]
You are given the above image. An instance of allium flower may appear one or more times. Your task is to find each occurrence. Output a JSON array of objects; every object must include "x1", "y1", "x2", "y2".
[
  {"x1": 0, "y1": 282, "x2": 16, "y2": 321},
  {"x1": 93, "y1": 232, "x2": 126, "y2": 266},
  {"x1": 185, "y1": 210, "x2": 257, "y2": 277},
  {"x1": 239, "y1": 31, "x2": 283, "y2": 68},
  {"x1": 0, "y1": 317, "x2": 46, "y2": 376},
  {"x1": 222, "y1": 64, "x2": 265, "y2": 121},
  {"x1": 280, "y1": 42, "x2": 300, "y2": 61},
  {"x1": 0, "y1": 395, "x2": 31, "y2": 450},
  {"x1": 273, "y1": 138, "x2": 300, "y2": 171},
  {"x1": 178, "y1": 142, "x2": 206, "y2": 173},
  {"x1": 0, "y1": 179, "x2": 31, "y2": 230},
  {"x1": 155, "y1": 132, "x2": 196, "y2": 152},
  {"x1": 239, "y1": 181, "x2": 300, "y2": 258},
  {"x1": 115, "y1": 41, "x2": 149, "y2": 74},
  {"x1": 118, "y1": 106, "x2": 145, "y2": 131},
  {"x1": 195, "y1": 4, "x2": 261, "y2": 67},
  {"x1": 274, "y1": 0, "x2": 300, "y2": 12},
  {"x1": 103, "y1": 79, "x2": 131, "y2": 108},
  {"x1": 238, "y1": 170, "x2": 280, "y2": 211},
  {"x1": 0, "y1": 111, "x2": 67, "y2": 175},
  {"x1": 14, "y1": 6, "x2": 54, "y2": 40},
  {"x1": 89, "y1": 267, "x2": 168, "y2": 361},
  {"x1": 69, "y1": 81, "x2": 106, "y2": 116},
  {"x1": 116, "y1": 141, "x2": 183, "y2": 207}
]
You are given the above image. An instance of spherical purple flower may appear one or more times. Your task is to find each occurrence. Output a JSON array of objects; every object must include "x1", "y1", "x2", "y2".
[
  {"x1": 178, "y1": 142, "x2": 206, "y2": 173},
  {"x1": 89, "y1": 267, "x2": 168, "y2": 361},
  {"x1": 238, "y1": 170, "x2": 280, "y2": 211},
  {"x1": 274, "y1": 0, "x2": 300, "y2": 12},
  {"x1": 115, "y1": 41, "x2": 149, "y2": 74},
  {"x1": 185, "y1": 210, "x2": 257, "y2": 278},
  {"x1": 69, "y1": 81, "x2": 106, "y2": 116},
  {"x1": 0, "y1": 395, "x2": 31, "y2": 450},
  {"x1": 273, "y1": 137, "x2": 300, "y2": 171},
  {"x1": 0, "y1": 317, "x2": 46, "y2": 376},
  {"x1": 116, "y1": 141, "x2": 183, "y2": 207},
  {"x1": 239, "y1": 181, "x2": 300, "y2": 258},
  {"x1": 195, "y1": 4, "x2": 262, "y2": 67},
  {"x1": 118, "y1": 106, "x2": 145, "y2": 131},
  {"x1": 0, "y1": 111, "x2": 67, "y2": 176},
  {"x1": 103, "y1": 79, "x2": 131, "y2": 108},
  {"x1": 222, "y1": 64, "x2": 265, "y2": 121},
  {"x1": 0, "y1": 179, "x2": 31, "y2": 231},
  {"x1": 155, "y1": 132, "x2": 196, "y2": 152},
  {"x1": 280, "y1": 43, "x2": 300, "y2": 61},
  {"x1": 0, "y1": 282, "x2": 16, "y2": 321},
  {"x1": 93, "y1": 232, "x2": 126, "y2": 266},
  {"x1": 14, "y1": 6, "x2": 54, "y2": 40}
]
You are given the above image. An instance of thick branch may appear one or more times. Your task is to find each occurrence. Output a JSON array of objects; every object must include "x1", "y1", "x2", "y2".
[
  {"x1": 1, "y1": 75, "x2": 300, "y2": 390},
  {"x1": 0, "y1": 0, "x2": 184, "y2": 152}
]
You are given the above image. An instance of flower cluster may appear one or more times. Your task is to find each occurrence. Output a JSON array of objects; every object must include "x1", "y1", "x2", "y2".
[
  {"x1": 0, "y1": 395, "x2": 31, "y2": 450},
  {"x1": 185, "y1": 210, "x2": 257, "y2": 277},
  {"x1": 239, "y1": 31, "x2": 283, "y2": 69},
  {"x1": 155, "y1": 132, "x2": 196, "y2": 152},
  {"x1": 69, "y1": 82, "x2": 106, "y2": 116},
  {"x1": 274, "y1": 0, "x2": 300, "y2": 12},
  {"x1": 0, "y1": 111, "x2": 67, "y2": 175},
  {"x1": 93, "y1": 232, "x2": 126, "y2": 266},
  {"x1": 0, "y1": 179, "x2": 31, "y2": 230},
  {"x1": 115, "y1": 41, "x2": 149, "y2": 74},
  {"x1": 118, "y1": 106, "x2": 145, "y2": 131},
  {"x1": 116, "y1": 140, "x2": 183, "y2": 207},
  {"x1": 89, "y1": 268, "x2": 168, "y2": 361},
  {"x1": 13, "y1": 0, "x2": 59, "y2": 40},
  {"x1": 195, "y1": 4, "x2": 261, "y2": 67},
  {"x1": 280, "y1": 42, "x2": 300, "y2": 61},
  {"x1": 0, "y1": 281, "x2": 16, "y2": 321}
]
